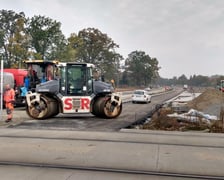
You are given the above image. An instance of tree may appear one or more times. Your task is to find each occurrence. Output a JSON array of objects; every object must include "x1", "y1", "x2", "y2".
[
  {"x1": 189, "y1": 75, "x2": 210, "y2": 87},
  {"x1": 125, "y1": 50, "x2": 159, "y2": 86},
  {"x1": 0, "y1": 9, "x2": 28, "y2": 68},
  {"x1": 177, "y1": 74, "x2": 188, "y2": 85},
  {"x1": 27, "y1": 15, "x2": 66, "y2": 59},
  {"x1": 71, "y1": 28, "x2": 122, "y2": 81},
  {"x1": 59, "y1": 33, "x2": 80, "y2": 62}
]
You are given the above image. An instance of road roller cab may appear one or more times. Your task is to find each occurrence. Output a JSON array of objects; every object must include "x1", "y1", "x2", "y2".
[
  {"x1": 23, "y1": 60, "x2": 59, "y2": 90},
  {"x1": 25, "y1": 62, "x2": 122, "y2": 119}
]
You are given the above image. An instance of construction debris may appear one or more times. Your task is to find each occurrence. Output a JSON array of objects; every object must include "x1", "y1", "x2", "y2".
[
  {"x1": 167, "y1": 109, "x2": 217, "y2": 124},
  {"x1": 142, "y1": 88, "x2": 224, "y2": 133}
]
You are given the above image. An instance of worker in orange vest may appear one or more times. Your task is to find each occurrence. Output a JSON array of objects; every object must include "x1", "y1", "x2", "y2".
[
  {"x1": 111, "y1": 79, "x2": 115, "y2": 89},
  {"x1": 3, "y1": 84, "x2": 15, "y2": 123}
]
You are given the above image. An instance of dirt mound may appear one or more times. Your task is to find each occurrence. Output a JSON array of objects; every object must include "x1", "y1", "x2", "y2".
[
  {"x1": 142, "y1": 88, "x2": 224, "y2": 133},
  {"x1": 142, "y1": 107, "x2": 211, "y2": 131},
  {"x1": 187, "y1": 88, "x2": 224, "y2": 111},
  {"x1": 143, "y1": 108, "x2": 187, "y2": 131}
]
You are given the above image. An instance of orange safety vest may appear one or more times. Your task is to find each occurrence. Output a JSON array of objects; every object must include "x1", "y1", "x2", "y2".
[{"x1": 3, "y1": 88, "x2": 15, "y2": 109}]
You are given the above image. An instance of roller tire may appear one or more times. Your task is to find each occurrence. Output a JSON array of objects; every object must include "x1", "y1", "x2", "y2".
[
  {"x1": 92, "y1": 97, "x2": 122, "y2": 118},
  {"x1": 26, "y1": 96, "x2": 59, "y2": 120}
]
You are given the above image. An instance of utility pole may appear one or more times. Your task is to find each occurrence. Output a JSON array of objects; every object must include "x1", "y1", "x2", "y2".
[
  {"x1": 0, "y1": 55, "x2": 4, "y2": 121},
  {"x1": 220, "y1": 80, "x2": 224, "y2": 132}
]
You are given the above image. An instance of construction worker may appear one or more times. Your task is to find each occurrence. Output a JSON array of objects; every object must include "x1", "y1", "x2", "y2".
[
  {"x1": 111, "y1": 79, "x2": 115, "y2": 89},
  {"x1": 3, "y1": 84, "x2": 15, "y2": 123}
]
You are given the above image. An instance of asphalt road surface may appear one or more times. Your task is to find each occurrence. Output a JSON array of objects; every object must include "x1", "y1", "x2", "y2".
[
  {"x1": 0, "y1": 128, "x2": 223, "y2": 180},
  {"x1": 7, "y1": 88, "x2": 183, "y2": 131}
]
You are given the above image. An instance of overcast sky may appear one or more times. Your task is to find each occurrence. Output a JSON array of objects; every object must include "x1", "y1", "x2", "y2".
[{"x1": 1, "y1": 0, "x2": 224, "y2": 78}]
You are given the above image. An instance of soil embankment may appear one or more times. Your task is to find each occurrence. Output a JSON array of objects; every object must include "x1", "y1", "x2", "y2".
[{"x1": 142, "y1": 88, "x2": 224, "y2": 133}]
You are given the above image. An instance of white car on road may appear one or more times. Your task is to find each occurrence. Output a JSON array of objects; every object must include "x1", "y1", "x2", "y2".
[{"x1": 132, "y1": 90, "x2": 151, "y2": 103}]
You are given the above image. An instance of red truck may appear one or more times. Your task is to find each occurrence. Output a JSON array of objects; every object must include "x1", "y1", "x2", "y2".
[{"x1": 3, "y1": 69, "x2": 28, "y2": 105}]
